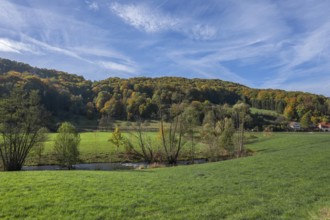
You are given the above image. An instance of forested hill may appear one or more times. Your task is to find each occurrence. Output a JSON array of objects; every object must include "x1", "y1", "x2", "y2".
[
  {"x1": 0, "y1": 57, "x2": 329, "y2": 130},
  {"x1": 0, "y1": 57, "x2": 86, "y2": 82}
]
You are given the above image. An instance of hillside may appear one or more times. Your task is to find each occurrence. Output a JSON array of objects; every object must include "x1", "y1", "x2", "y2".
[
  {"x1": 0, "y1": 58, "x2": 329, "y2": 131},
  {"x1": 0, "y1": 133, "x2": 329, "y2": 219}
]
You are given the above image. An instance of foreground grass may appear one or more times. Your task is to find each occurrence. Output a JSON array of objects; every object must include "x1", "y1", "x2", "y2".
[{"x1": 1, "y1": 133, "x2": 330, "y2": 219}]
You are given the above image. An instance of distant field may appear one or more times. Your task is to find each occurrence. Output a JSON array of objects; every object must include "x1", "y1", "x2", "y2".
[
  {"x1": 27, "y1": 131, "x2": 157, "y2": 164},
  {"x1": 26, "y1": 130, "x2": 206, "y2": 165},
  {"x1": 250, "y1": 107, "x2": 281, "y2": 117},
  {"x1": 70, "y1": 117, "x2": 169, "y2": 132},
  {"x1": 1, "y1": 132, "x2": 330, "y2": 219}
]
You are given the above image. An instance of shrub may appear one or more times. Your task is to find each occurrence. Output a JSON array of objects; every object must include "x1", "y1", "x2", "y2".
[{"x1": 53, "y1": 122, "x2": 80, "y2": 169}]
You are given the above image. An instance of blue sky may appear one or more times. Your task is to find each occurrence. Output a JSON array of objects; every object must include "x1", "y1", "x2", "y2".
[{"x1": 1, "y1": 0, "x2": 330, "y2": 96}]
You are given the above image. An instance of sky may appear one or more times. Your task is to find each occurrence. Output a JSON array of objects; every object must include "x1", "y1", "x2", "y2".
[{"x1": 0, "y1": 0, "x2": 330, "y2": 96}]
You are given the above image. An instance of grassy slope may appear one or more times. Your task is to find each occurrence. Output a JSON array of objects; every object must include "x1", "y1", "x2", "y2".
[{"x1": 1, "y1": 133, "x2": 330, "y2": 219}]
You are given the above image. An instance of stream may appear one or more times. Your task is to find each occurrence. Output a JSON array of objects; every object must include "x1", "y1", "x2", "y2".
[{"x1": 22, "y1": 159, "x2": 207, "y2": 171}]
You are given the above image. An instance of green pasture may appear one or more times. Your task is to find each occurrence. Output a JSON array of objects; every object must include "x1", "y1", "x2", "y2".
[
  {"x1": 28, "y1": 132, "x2": 158, "y2": 164},
  {"x1": 250, "y1": 107, "x2": 281, "y2": 117},
  {"x1": 1, "y1": 132, "x2": 330, "y2": 219},
  {"x1": 27, "y1": 131, "x2": 206, "y2": 165},
  {"x1": 70, "y1": 118, "x2": 169, "y2": 132}
]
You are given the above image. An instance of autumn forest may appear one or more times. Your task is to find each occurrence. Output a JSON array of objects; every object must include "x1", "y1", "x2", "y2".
[{"x1": 1, "y1": 58, "x2": 329, "y2": 132}]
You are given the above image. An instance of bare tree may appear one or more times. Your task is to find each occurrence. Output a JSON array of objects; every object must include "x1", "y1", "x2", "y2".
[
  {"x1": 125, "y1": 120, "x2": 159, "y2": 163},
  {"x1": 159, "y1": 104, "x2": 186, "y2": 165}
]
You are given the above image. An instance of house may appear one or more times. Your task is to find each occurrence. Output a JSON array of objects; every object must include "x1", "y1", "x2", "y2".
[
  {"x1": 289, "y1": 122, "x2": 301, "y2": 131},
  {"x1": 318, "y1": 122, "x2": 330, "y2": 132}
]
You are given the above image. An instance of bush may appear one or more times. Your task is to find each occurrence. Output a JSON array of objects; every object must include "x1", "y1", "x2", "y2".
[{"x1": 53, "y1": 122, "x2": 80, "y2": 169}]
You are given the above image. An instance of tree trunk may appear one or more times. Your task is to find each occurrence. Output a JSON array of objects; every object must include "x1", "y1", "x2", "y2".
[{"x1": 4, "y1": 161, "x2": 23, "y2": 171}]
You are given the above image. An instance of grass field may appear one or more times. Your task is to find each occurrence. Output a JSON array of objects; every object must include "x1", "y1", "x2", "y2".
[
  {"x1": 26, "y1": 131, "x2": 206, "y2": 165},
  {"x1": 1, "y1": 132, "x2": 330, "y2": 219},
  {"x1": 250, "y1": 107, "x2": 281, "y2": 117}
]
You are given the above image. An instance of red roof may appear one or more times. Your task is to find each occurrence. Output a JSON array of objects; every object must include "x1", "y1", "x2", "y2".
[{"x1": 319, "y1": 123, "x2": 330, "y2": 128}]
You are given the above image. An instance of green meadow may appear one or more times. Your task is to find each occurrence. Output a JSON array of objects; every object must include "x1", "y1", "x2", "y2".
[
  {"x1": 1, "y1": 132, "x2": 330, "y2": 219},
  {"x1": 250, "y1": 107, "x2": 281, "y2": 117},
  {"x1": 27, "y1": 131, "x2": 206, "y2": 165},
  {"x1": 26, "y1": 131, "x2": 153, "y2": 164}
]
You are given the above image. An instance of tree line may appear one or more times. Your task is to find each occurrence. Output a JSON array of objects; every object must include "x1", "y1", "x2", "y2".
[
  {"x1": 0, "y1": 87, "x2": 250, "y2": 171},
  {"x1": 1, "y1": 57, "x2": 330, "y2": 131}
]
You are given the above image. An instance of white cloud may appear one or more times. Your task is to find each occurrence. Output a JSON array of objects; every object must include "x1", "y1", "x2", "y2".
[
  {"x1": 98, "y1": 61, "x2": 137, "y2": 74},
  {"x1": 86, "y1": 1, "x2": 99, "y2": 11},
  {"x1": 71, "y1": 46, "x2": 132, "y2": 62},
  {"x1": 191, "y1": 24, "x2": 217, "y2": 40},
  {"x1": 23, "y1": 35, "x2": 84, "y2": 60},
  {"x1": 0, "y1": 38, "x2": 37, "y2": 54},
  {"x1": 110, "y1": 2, "x2": 218, "y2": 40},
  {"x1": 110, "y1": 2, "x2": 179, "y2": 33}
]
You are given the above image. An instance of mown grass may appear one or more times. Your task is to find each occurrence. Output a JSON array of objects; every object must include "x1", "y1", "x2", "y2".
[{"x1": 1, "y1": 132, "x2": 330, "y2": 219}]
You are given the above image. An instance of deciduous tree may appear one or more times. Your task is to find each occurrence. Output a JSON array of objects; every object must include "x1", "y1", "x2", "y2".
[
  {"x1": 182, "y1": 106, "x2": 201, "y2": 163},
  {"x1": 108, "y1": 126, "x2": 125, "y2": 152},
  {"x1": 300, "y1": 111, "x2": 312, "y2": 129},
  {"x1": 158, "y1": 103, "x2": 186, "y2": 165},
  {"x1": 125, "y1": 120, "x2": 159, "y2": 163},
  {"x1": 0, "y1": 88, "x2": 47, "y2": 171},
  {"x1": 53, "y1": 122, "x2": 80, "y2": 169},
  {"x1": 233, "y1": 102, "x2": 250, "y2": 157}
]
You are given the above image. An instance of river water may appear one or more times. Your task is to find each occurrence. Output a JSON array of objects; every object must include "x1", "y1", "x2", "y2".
[{"x1": 22, "y1": 159, "x2": 207, "y2": 171}]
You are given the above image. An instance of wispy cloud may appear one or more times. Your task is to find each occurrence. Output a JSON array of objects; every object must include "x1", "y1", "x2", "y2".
[
  {"x1": 86, "y1": 1, "x2": 99, "y2": 11},
  {"x1": 278, "y1": 72, "x2": 330, "y2": 96},
  {"x1": 110, "y1": 2, "x2": 217, "y2": 40},
  {"x1": 71, "y1": 46, "x2": 130, "y2": 61},
  {"x1": 0, "y1": 38, "x2": 37, "y2": 54},
  {"x1": 15, "y1": 34, "x2": 93, "y2": 63},
  {"x1": 110, "y1": 2, "x2": 179, "y2": 33},
  {"x1": 0, "y1": 1, "x2": 27, "y2": 29},
  {"x1": 166, "y1": 47, "x2": 252, "y2": 85},
  {"x1": 191, "y1": 24, "x2": 217, "y2": 40},
  {"x1": 290, "y1": 23, "x2": 330, "y2": 68},
  {"x1": 98, "y1": 60, "x2": 137, "y2": 74},
  {"x1": 262, "y1": 20, "x2": 330, "y2": 89},
  {"x1": 0, "y1": 0, "x2": 141, "y2": 79}
]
